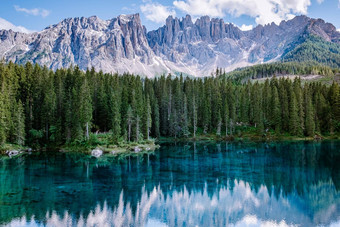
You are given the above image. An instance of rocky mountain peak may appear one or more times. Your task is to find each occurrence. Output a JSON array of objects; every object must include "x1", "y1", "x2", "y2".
[{"x1": 0, "y1": 14, "x2": 339, "y2": 77}]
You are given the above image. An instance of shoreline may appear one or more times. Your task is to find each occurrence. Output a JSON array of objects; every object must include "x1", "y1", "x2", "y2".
[
  {"x1": 2, "y1": 133, "x2": 340, "y2": 158},
  {"x1": 0, "y1": 140, "x2": 159, "y2": 158},
  {"x1": 158, "y1": 133, "x2": 340, "y2": 143}
]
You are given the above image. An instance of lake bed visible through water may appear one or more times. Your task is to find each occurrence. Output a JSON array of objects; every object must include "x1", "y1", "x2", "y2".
[{"x1": 1, "y1": 141, "x2": 340, "y2": 226}]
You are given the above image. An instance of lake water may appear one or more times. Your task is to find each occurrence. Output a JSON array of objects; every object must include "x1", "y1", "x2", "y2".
[{"x1": 1, "y1": 141, "x2": 340, "y2": 227}]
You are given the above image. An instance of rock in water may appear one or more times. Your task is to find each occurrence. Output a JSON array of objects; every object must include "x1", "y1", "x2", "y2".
[
  {"x1": 91, "y1": 148, "x2": 103, "y2": 158},
  {"x1": 134, "y1": 147, "x2": 142, "y2": 153},
  {"x1": 6, "y1": 150, "x2": 19, "y2": 158}
]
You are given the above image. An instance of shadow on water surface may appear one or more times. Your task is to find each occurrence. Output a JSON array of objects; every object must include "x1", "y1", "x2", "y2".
[{"x1": 1, "y1": 140, "x2": 340, "y2": 226}]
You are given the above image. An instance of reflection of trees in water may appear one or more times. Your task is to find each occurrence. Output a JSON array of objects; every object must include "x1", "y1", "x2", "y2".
[
  {"x1": 3, "y1": 181, "x2": 340, "y2": 227},
  {"x1": 0, "y1": 141, "x2": 340, "y2": 225}
]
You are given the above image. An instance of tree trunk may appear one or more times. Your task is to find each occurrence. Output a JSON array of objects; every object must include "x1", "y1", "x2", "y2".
[
  {"x1": 225, "y1": 118, "x2": 228, "y2": 137},
  {"x1": 136, "y1": 115, "x2": 140, "y2": 142},
  {"x1": 168, "y1": 88, "x2": 172, "y2": 120},
  {"x1": 128, "y1": 123, "x2": 131, "y2": 142},
  {"x1": 193, "y1": 98, "x2": 197, "y2": 138},
  {"x1": 46, "y1": 123, "x2": 49, "y2": 140},
  {"x1": 147, "y1": 117, "x2": 150, "y2": 140},
  {"x1": 86, "y1": 122, "x2": 89, "y2": 140}
]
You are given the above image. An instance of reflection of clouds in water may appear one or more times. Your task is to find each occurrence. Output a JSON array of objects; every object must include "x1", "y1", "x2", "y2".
[{"x1": 4, "y1": 180, "x2": 340, "y2": 227}]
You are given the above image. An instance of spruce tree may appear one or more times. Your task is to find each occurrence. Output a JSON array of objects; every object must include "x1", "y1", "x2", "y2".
[
  {"x1": 289, "y1": 91, "x2": 300, "y2": 136},
  {"x1": 182, "y1": 95, "x2": 190, "y2": 137},
  {"x1": 145, "y1": 96, "x2": 152, "y2": 140},
  {"x1": 0, "y1": 92, "x2": 6, "y2": 145},
  {"x1": 126, "y1": 105, "x2": 133, "y2": 142},
  {"x1": 111, "y1": 90, "x2": 121, "y2": 143},
  {"x1": 305, "y1": 94, "x2": 315, "y2": 136},
  {"x1": 13, "y1": 100, "x2": 25, "y2": 145},
  {"x1": 271, "y1": 86, "x2": 281, "y2": 133},
  {"x1": 153, "y1": 101, "x2": 160, "y2": 138}
]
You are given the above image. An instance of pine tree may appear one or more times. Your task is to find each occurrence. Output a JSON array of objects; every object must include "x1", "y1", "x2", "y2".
[
  {"x1": 280, "y1": 82, "x2": 290, "y2": 132},
  {"x1": 182, "y1": 95, "x2": 190, "y2": 137},
  {"x1": 111, "y1": 90, "x2": 121, "y2": 143},
  {"x1": 153, "y1": 101, "x2": 160, "y2": 138},
  {"x1": 0, "y1": 92, "x2": 6, "y2": 145},
  {"x1": 271, "y1": 86, "x2": 281, "y2": 133},
  {"x1": 135, "y1": 115, "x2": 140, "y2": 142},
  {"x1": 216, "y1": 110, "x2": 222, "y2": 137},
  {"x1": 193, "y1": 95, "x2": 197, "y2": 138},
  {"x1": 305, "y1": 94, "x2": 315, "y2": 136},
  {"x1": 289, "y1": 91, "x2": 300, "y2": 135},
  {"x1": 329, "y1": 82, "x2": 340, "y2": 133},
  {"x1": 13, "y1": 100, "x2": 25, "y2": 145},
  {"x1": 79, "y1": 78, "x2": 92, "y2": 140},
  {"x1": 224, "y1": 99, "x2": 229, "y2": 137},
  {"x1": 126, "y1": 105, "x2": 133, "y2": 142},
  {"x1": 294, "y1": 78, "x2": 304, "y2": 136},
  {"x1": 145, "y1": 96, "x2": 152, "y2": 140}
]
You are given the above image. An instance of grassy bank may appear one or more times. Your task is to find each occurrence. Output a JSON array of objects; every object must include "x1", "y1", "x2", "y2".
[
  {"x1": 1, "y1": 133, "x2": 159, "y2": 157},
  {"x1": 159, "y1": 126, "x2": 340, "y2": 143},
  {"x1": 2, "y1": 128, "x2": 339, "y2": 157}
]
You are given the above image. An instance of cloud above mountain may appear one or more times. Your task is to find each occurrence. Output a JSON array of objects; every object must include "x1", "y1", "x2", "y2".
[
  {"x1": 141, "y1": 0, "x2": 312, "y2": 25},
  {"x1": 14, "y1": 5, "x2": 50, "y2": 18},
  {"x1": 174, "y1": 0, "x2": 311, "y2": 25},
  {"x1": 140, "y1": 1, "x2": 176, "y2": 23}
]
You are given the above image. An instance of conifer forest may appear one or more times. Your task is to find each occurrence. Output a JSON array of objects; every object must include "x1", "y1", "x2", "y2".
[{"x1": 0, "y1": 62, "x2": 339, "y2": 149}]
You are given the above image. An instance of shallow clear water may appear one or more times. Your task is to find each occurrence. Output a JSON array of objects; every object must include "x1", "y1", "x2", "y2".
[{"x1": 1, "y1": 141, "x2": 340, "y2": 227}]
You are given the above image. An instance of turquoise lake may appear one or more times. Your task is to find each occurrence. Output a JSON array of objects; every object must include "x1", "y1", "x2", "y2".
[{"x1": 1, "y1": 141, "x2": 340, "y2": 226}]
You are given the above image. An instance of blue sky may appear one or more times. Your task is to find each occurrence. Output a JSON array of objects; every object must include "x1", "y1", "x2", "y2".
[{"x1": 0, "y1": 0, "x2": 339, "y2": 33}]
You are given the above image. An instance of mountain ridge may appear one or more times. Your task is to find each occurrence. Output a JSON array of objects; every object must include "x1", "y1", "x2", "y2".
[{"x1": 0, "y1": 13, "x2": 339, "y2": 77}]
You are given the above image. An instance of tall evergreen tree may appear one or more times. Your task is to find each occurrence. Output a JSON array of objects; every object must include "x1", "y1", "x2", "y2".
[
  {"x1": 271, "y1": 86, "x2": 281, "y2": 133},
  {"x1": 111, "y1": 90, "x2": 121, "y2": 143},
  {"x1": 289, "y1": 91, "x2": 300, "y2": 136}
]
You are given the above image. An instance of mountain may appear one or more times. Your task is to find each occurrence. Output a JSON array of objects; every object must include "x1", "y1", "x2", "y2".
[{"x1": 0, "y1": 14, "x2": 339, "y2": 77}]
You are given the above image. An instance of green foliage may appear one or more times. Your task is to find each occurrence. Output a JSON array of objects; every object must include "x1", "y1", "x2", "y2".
[
  {"x1": 282, "y1": 35, "x2": 340, "y2": 68},
  {"x1": 223, "y1": 62, "x2": 338, "y2": 83},
  {"x1": 0, "y1": 62, "x2": 339, "y2": 150}
]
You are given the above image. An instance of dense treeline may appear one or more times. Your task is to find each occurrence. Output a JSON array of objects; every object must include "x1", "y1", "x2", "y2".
[
  {"x1": 282, "y1": 35, "x2": 340, "y2": 68},
  {"x1": 222, "y1": 62, "x2": 339, "y2": 82},
  {"x1": 0, "y1": 62, "x2": 340, "y2": 148}
]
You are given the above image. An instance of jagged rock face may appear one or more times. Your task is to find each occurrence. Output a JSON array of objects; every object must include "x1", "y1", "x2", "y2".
[
  {"x1": 0, "y1": 14, "x2": 167, "y2": 76},
  {"x1": 0, "y1": 14, "x2": 339, "y2": 77},
  {"x1": 147, "y1": 15, "x2": 340, "y2": 75}
]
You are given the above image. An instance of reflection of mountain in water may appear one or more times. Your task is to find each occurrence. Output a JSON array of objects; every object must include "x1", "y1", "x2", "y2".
[
  {"x1": 4, "y1": 181, "x2": 340, "y2": 226},
  {"x1": 0, "y1": 141, "x2": 340, "y2": 226}
]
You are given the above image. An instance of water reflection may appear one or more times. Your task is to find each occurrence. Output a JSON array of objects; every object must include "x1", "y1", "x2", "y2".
[{"x1": 1, "y1": 141, "x2": 340, "y2": 226}]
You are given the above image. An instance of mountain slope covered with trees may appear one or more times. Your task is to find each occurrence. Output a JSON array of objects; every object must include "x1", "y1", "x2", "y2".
[
  {"x1": 223, "y1": 62, "x2": 339, "y2": 82},
  {"x1": 282, "y1": 35, "x2": 340, "y2": 68}
]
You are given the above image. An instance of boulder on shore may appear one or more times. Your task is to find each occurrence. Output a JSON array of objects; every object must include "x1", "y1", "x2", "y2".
[
  {"x1": 6, "y1": 150, "x2": 20, "y2": 157},
  {"x1": 314, "y1": 135, "x2": 323, "y2": 140},
  {"x1": 91, "y1": 148, "x2": 103, "y2": 158},
  {"x1": 134, "y1": 146, "x2": 142, "y2": 153}
]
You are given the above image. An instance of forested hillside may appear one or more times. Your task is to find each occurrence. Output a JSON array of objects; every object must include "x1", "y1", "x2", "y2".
[
  {"x1": 282, "y1": 35, "x2": 340, "y2": 68},
  {"x1": 0, "y1": 62, "x2": 340, "y2": 149},
  {"x1": 222, "y1": 62, "x2": 339, "y2": 82}
]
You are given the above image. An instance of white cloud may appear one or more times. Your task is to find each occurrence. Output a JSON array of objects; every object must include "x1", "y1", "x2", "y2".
[
  {"x1": 0, "y1": 17, "x2": 34, "y2": 33},
  {"x1": 172, "y1": 0, "x2": 312, "y2": 25},
  {"x1": 140, "y1": 2, "x2": 176, "y2": 23},
  {"x1": 316, "y1": 0, "x2": 324, "y2": 4},
  {"x1": 239, "y1": 24, "x2": 253, "y2": 31},
  {"x1": 14, "y1": 5, "x2": 50, "y2": 18}
]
